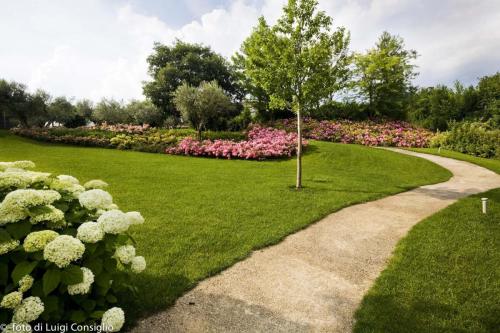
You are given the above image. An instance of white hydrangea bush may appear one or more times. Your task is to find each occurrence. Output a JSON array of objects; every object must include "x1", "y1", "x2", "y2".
[{"x1": 0, "y1": 161, "x2": 146, "y2": 330}]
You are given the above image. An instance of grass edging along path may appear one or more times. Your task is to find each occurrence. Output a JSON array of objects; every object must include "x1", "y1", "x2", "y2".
[
  {"x1": 0, "y1": 131, "x2": 451, "y2": 320},
  {"x1": 354, "y1": 188, "x2": 500, "y2": 333},
  {"x1": 408, "y1": 148, "x2": 500, "y2": 174}
]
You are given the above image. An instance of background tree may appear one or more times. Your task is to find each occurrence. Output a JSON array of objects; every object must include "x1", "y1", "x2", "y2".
[
  {"x1": 354, "y1": 31, "x2": 418, "y2": 119},
  {"x1": 125, "y1": 100, "x2": 163, "y2": 126},
  {"x1": 237, "y1": 0, "x2": 351, "y2": 188},
  {"x1": 92, "y1": 99, "x2": 131, "y2": 124},
  {"x1": 173, "y1": 81, "x2": 234, "y2": 140},
  {"x1": 47, "y1": 96, "x2": 76, "y2": 127},
  {"x1": 143, "y1": 41, "x2": 242, "y2": 120},
  {"x1": 0, "y1": 81, "x2": 50, "y2": 128},
  {"x1": 476, "y1": 72, "x2": 499, "y2": 126}
]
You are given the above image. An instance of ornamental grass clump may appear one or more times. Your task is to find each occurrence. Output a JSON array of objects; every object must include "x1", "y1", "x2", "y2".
[{"x1": 0, "y1": 160, "x2": 146, "y2": 331}]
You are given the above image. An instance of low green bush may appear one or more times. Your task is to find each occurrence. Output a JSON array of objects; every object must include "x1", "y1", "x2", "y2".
[
  {"x1": 431, "y1": 122, "x2": 499, "y2": 159},
  {"x1": 0, "y1": 161, "x2": 146, "y2": 331}
]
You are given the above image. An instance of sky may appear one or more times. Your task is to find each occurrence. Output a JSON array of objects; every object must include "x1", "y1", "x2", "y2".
[{"x1": 0, "y1": 0, "x2": 499, "y2": 102}]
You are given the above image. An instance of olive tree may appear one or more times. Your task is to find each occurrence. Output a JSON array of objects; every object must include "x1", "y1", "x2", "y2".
[{"x1": 173, "y1": 81, "x2": 234, "y2": 140}]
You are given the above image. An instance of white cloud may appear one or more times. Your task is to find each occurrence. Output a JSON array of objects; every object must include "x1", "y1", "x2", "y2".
[{"x1": 0, "y1": 0, "x2": 498, "y2": 101}]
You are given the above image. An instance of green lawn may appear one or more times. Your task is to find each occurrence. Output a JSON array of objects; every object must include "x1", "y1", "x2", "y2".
[
  {"x1": 0, "y1": 131, "x2": 451, "y2": 320},
  {"x1": 409, "y1": 148, "x2": 500, "y2": 174},
  {"x1": 354, "y1": 188, "x2": 500, "y2": 333}
]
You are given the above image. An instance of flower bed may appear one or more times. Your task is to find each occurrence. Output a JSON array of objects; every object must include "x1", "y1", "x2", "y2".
[
  {"x1": 87, "y1": 123, "x2": 151, "y2": 134},
  {"x1": 272, "y1": 118, "x2": 434, "y2": 148},
  {"x1": 166, "y1": 126, "x2": 306, "y2": 160},
  {"x1": 0, "y1": 161, "x2": 146, "y2": 331},
  {"x1": 11, "y1": 127, "x2": 246, "y2": 154}
]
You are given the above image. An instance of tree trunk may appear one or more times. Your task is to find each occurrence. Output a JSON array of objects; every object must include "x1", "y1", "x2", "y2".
[
  {"x1": 197, "y1": 127, "x2": 202, "y2": 141},
  {"x1": 296, "y1": 106, "x2": 302, "y2": 189}
]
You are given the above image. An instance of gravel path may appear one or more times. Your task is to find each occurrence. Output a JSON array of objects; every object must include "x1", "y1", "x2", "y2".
[{"x1": 131, "y1": 149, "x2": 500, "y2": 333}]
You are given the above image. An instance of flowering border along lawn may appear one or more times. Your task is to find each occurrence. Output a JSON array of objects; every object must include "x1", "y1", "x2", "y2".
[
  {"x1": 272, "y1": 118, "x2": 434, "y2": 148},
  {"x1": 0, "y1": 131, "x2": 452, "y2": 324}
]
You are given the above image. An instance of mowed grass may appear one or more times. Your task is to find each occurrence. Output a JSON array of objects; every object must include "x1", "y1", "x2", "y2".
[
  {"x1": 409, "y1": 148, "x2": 500, "y2": 174},
  {"x1": 354, "y1": 188, "x2": 500, "y2": 333},
  {"x1": 0, "y1": 131, "x2": 451, "y2": 319}
]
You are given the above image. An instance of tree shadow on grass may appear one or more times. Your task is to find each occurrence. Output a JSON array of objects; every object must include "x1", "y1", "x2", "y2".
[
  {"x1": 353, "y1": 294, "x2": 496, "y2": 333},
  {"x1": 120, "y1": 273, "x2": 192, "y2": 329}
]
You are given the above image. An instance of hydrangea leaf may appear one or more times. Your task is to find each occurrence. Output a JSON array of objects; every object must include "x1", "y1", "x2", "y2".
[
  {"x1": 69, "y1": 310, "x2": 87, "y2": 324},
  {"x1": 61, "y1": 265, "x2": 84, "y2": 285},
  {"x1": 81, "y1": 299, "x2": 96, "y2": 313},
  {"x1": 11, "y1": 261, "x2": 38, "y2": 284},
  {"x1": 6, "y1": 221, "x2": 32, "y2": 239},
  {"x1": 43, "y1": 269, "x2": 61, "y2": 295},
  {"x1": 0, "y1": 264, "x2": 8, "y2": 285}
]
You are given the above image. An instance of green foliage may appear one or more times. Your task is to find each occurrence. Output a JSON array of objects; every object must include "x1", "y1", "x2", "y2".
[
  {"x1": 237, "y1": 0, "x2": 351, "y2": 114},
  {"x1": 354, "y1": 31, "x2": 418, "y2": 119},
  {"x1": 92, "y1": 99, "x2": 131, "y2": 125},
  {"x1": 432, "y1": 121, "x2": 499, "y2": 159},
  {"x1": 173, "y1": 81, "x2": 236, "y2": 139},
  {"x1": 476, "y1": 72, "x2": 500, "y2": 126},
  {"x1": 143, "y1": 40, "x2": 242, "y2": 119},
  {"x1": 407, "y1": 73, "x2": 499, "y2": 130},
  {"x1": 47, "y1": 97, "x2": 77, "y2": 127},
  {"x1": 125, "y1": 100, "x2": 163, "y2": 127},
  {"x1": 354, "y1": 188, "x2": 500, "y2": 333}
]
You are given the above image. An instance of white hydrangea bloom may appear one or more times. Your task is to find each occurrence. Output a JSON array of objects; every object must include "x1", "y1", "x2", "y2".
[
  {"x1": 107, "y1": 204, "x2": 119, "y2": 210},
  {"x1": 114, "y1": 245, "x2": 136, "y2": 264},
  {"x1": 0, "y1": 291, "x2": 23, "y2": 309},
  {"x1": 43, "y1": 235, "x2": 85, "y2": 268},
  {"x1": 83, "y1": 179, "x2": 108, "y2": 190},
  {"x1": 12, "y1": 296, "x2": 44, "y2": 323},
  {"x1": 101, "y1": 307, "x2": 125, "y2": 332},
  {"x1": 130, "y1": 256, "x2": 146, "y2": 273},
  {"x1": 98, "y1": 210, "x2": 130, "y2": 235},
  {"x1": 56, "y1": 175, "x2": 80, "y2": 184},
  {"x1": 18, "y1": 275, "x2": 35, "y2": 293},
  {"x1": 2, "y1": 323, "x2": 32, "y2": 333},
  {"x1": 0, "y1": 172, "x2": 32, "y2": 189},
  {"x1": 0, "y1": 169, "x2": 51, "y2": 189},
  {"x1": 0, "y1": 160, "x2": 36, "y2": 171},
  {"x1": 67, "y1": 267, "x2": 95, "y2": 295},
  {"x1": 0, "y1": 190, "x2": 61, "y2": 225},
  {"x1": 29, "y1": 205, "x2": 64, "y2": 225},
  {"x1": 50, "y1": 179, "x2": 85, "y2": 198},
  {"x1": 79, "y1": 189, "x2": 113, "y2": 211},
  {"x1": 126, "y1": 212, "x2": 144, "y2": 225},
  {"x1": 0, "y1": 239, "x2": 20, "y2": 255},
  {"x1": 23, "y1": 230, "x2": 59, "y2": 252},
  {"x1": 77, "y1": 222, "x2": 105, "y2": 243}
]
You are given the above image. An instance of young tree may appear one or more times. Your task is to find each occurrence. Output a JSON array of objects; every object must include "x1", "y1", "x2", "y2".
[
  {"x1": 143, "y1": 41, "x2": 242, "y2": 119},
  {"x1": 354, "y1": 32, "x2": 418, "y2": 119},
  {"x1": 173, "y1": 81, "x2": 234, "y2": 140},
  {"x1": 237, "y1": 0, "x2": 350, "y2": 188}
]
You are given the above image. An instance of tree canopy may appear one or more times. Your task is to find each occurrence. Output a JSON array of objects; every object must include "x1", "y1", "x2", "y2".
[
  {"x1": 354, "y1": 31, "x2": 418, "y2": 119},
  {"x1": 236, "y1": 0, "x2": 351, "y2": 188},
  {"x1": 143, "y1": 40, "x2": 242, "y2": 119}
]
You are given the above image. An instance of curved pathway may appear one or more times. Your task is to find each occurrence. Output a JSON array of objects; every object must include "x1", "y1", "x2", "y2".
[{"x1": 132, "y1": 149, "x2": 500, "y2": 333}]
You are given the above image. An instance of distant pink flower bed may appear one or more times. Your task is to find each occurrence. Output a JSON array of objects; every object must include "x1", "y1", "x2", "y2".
[
  {"x1": 166, "y1": 126, "x2": 306, "y2": 160},
  {"x1": 87, "y1": 122, "x2": 151, "y2": 134},
  {"x1": 272, "y1": 118, "x2": 433, "y2": 148}
]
